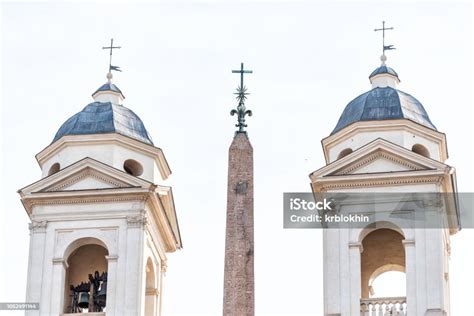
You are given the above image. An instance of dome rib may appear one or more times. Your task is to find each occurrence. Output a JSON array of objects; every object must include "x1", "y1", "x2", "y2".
[
  {"x1": 52, "y1": 102, "x2": 153, "y2": 145},
  {"x1": 331, "y1": 87, "x2": 436, "y2": 135}
]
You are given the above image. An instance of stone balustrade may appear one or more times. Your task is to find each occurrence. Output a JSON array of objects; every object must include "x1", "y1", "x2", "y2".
[{"x1": 360, "y1": 296, "x2": 407, "y2": 315}]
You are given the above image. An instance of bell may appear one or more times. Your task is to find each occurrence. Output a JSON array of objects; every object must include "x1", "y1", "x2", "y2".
[
  {"x1": 77, "y1": 292, "x2": 90, "y2": 309},
  {"x1": 96, "y1": 281, "x2": 107, "y2": 306}
]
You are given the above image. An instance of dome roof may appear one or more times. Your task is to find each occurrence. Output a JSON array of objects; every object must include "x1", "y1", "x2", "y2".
[
  {"x1": 93, "y1": 83, "x2": 125, "y2": 98},
  {"x1": 369, "y1": 65, "x2": 399, "y2": 79},
  {"x1": 53, "y1": 101, "x2": 153, "y2": 145},
  {"x1": 331, "y1": 87, "x2": 436, "y2": 135}
]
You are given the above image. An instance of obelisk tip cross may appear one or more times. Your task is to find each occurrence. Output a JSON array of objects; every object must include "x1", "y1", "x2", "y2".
[
  {"x1": 232, "y1": 62, "x2": 253, "y2": 90},
  {"x1": 102, "y1": 38, "x2": 122, "y2": 74},
  {"x1": 230, "y1": 63, "x2": 253, "y2": 133},
  {"x1": 374, "y1": 21, "x2": 395, "y2": 56}
]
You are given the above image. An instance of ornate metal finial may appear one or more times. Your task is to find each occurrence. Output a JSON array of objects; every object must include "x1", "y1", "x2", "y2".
[
  {"x1": 230, "y1": 63, "x2": 253, "y2": 133},
  {"x1": 374, "y1": 21, "x2": 395, "y2": 65},
  {"x1": 102, "y1": 38, "x2": 122, "y2": 82}
]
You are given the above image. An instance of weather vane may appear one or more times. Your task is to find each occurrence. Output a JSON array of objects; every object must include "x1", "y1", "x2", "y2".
[
  {"x1": 230, "y1": 63, "x2": 253, "y2": 133},
  {"x1": 374, "y1": 21, "x2": 395, "y2": 63},
  {"x1": 102, "y1": 38, "x2": 122, "y2": 75}
]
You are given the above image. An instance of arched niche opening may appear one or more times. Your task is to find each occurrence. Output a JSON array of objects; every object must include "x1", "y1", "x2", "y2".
[
  {"x1": 337, "y1": 148, "x2": 353, "y2": 159},
  {"x1": 48, "y1": 162, "x2": 60, "y2": 176},
  {"x1": 64, "y1": 240, "x2": 109, "y2": 313},
  {"x1": 412, "y1": 143, "x2": 430, "y2": 158},
  {"x1": 361, "y1": 228, "x2": 406, "y2": 299},
  {"x1": 123, "y1": 159, "x2": 143, "y2": 177},
  {"x1": 145, "y1": 257, "x2": 158, "y2": 316}
]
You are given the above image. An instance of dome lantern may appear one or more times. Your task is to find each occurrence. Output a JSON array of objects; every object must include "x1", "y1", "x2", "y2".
[{"x1": 369, "y1": 55, "x2": 401, "y2": 89}]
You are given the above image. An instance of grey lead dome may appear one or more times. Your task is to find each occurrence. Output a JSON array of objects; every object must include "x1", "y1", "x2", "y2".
[
  {"x1": 53, "y1": 101, "x2": 153, "y2": 145},
  {"x1": 369, "y1": 65, "x2": 399, "y2": 79},
  {"x1": 331, "y1": 86, "x2": 436, "y2": 135}
]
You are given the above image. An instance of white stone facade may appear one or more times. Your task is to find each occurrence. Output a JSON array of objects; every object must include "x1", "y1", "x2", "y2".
[
  {"x1": 19, "y1": 89, "x2": 181, "y2": 316},
  {"x1": 311, "y1": 78, "x2": 458, "y2": 315}
]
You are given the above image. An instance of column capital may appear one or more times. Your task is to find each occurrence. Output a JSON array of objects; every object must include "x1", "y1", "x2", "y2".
[
  {"x1": 105, "y1": 255, "x2": 119, "y2": 262},
  {"x1": 29, "y1": 220, "x2": 47, "y2": 233},
  {"x1": 127, "y1": 211, "x2": 147, "y2": 229},
  {"x1": 52, "y1": 257, "x2": 68, "y2": 269},
  {"x1": 161, "y1": 260, "x2": 168, "y2": 273},
  {"x1": 402, "y1": 239, "x2": 415, "y2": 247},
  {"x1": 348, "y1": 242, "x2": 364, "y2": 253},
  {"x1": 146, "y1": 287, "x2": 160, "y2": 296}
]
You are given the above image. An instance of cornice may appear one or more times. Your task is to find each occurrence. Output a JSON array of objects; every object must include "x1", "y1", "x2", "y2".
[
  {"x1": 21, "y1": 190, "x2": 149, "y2": 214},
  {"x1": 312, "y1": 172, "x2": 445, "y2": 192}
]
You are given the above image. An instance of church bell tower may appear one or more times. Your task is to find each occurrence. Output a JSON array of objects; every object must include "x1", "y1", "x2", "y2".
[
  {"x1": 18, "y1": 41, "x2": 182, "y2": 315},
  {"x1": 310, "y1": 24, "x2": 459, "y2": 316}
]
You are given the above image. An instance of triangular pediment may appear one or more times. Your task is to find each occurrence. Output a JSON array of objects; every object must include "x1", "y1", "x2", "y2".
[
  {"x1": 41, "y1": 167, "x2": 132, "y2": 192},
  {"x1": 20, "y1": 157, "x2": 152, "y2": 195},
  {"x1": 330, "y1": 149, "x2": 428, "y2": 176},
  {"x1": 311, "y1": 138, "x2": 448, "y2": 180}
]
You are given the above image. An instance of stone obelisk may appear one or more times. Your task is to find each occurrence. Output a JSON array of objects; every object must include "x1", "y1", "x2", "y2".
[{"x1": 223, "y1": 63, "x2": 254, "y2": 316}]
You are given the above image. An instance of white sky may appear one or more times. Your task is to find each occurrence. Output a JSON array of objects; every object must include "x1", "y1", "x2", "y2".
[{"x1": 1, "y1": 1, "x2": 473, "y2": 315}]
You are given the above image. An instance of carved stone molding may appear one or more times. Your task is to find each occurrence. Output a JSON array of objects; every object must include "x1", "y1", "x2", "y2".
[
  {"x1": 127, "y1": 212, "x2": 148, "y2": 228},
  {"x1": 318, "y1": 175, "x2": 442, "y2": 191},
  {"x1": 348, "y1": 242, "x2": 364, "y2": 253},
  {"x1": 402, "y1": 239, "x2": 415, "y2": 247},
  {"x1": 44, "y1": 167, "x2": 129, "y2": 192},
  {"x1": 52, "y1": 257, "x2": 68, "y2": 269},
  {"x1": 105, "y1": 255, "x2": 119, "y2": 262},
  {"x1": 29, "y1": 220, "x2": 48, "y2": 233},
  {"x1": 336, "y1": 150, "x2": 423, "y2": 175},
  {"x1": 145, "y1": 287, "x2": 160, "y2": 296},
  {"x1": 161, "y1": 260, "x2": 168, "y2": 273},
  {"x1": 26, "y1": 195, "x2": 147, "y2": 207}
]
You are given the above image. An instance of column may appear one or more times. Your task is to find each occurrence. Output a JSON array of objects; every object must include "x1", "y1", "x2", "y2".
[
  {"x1": 49, "y1": 258, "x2": 67, "y2": 315},
  {"x1": 105, "y1": 255, "x2": 119, "y2": 316},
  {"x1": 402, "y1": 239, "x2": 416, "y2": 315},
  {"x1": 124, "y1": 213, "x2": 146, "y2": 314},
  {"x1": 348, "y1": 242, "x2": 362, "y2": 316},
  {"x1": 25, "y1": 221, "x2": 47, "y2": 316}
]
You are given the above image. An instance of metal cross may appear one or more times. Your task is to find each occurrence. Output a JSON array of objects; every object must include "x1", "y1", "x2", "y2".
[
  {"x1": 102, "y1": 38, "x2": 121, "y2": 72},
  {"x1": 230, "y1": 62, "x2": 253, "y2": 133},
  {"x1": 232, "y1": 63, "x2": 253, "y2": 89},
  {"x1": 374, "y1": 21, "x2": 395, "y2": 54}
]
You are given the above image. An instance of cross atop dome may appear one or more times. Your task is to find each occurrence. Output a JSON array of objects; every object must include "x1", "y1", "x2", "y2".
[
  {"x1": 374, "y1": 21, "x2": 396, "y2": 66},
  {"x1": 102, "y1": 38, "x2": 122, "y2": 80},
  {"x1": 370, "y1": 22, "x2": 400, "y2": 88},
  {"x1": 92, "y1": 39, "x2": 125, "y2": 104}
]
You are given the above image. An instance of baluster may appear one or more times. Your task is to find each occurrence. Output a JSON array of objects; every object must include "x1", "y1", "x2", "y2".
[
  {"x1": 360, "y1": 302, "x2": 367, "y2": 316},
  {"x1": 371, "y1": 303, "x2": 377, "y2": 316},
  {"x1": 394, "y1": 302, "x2": 400, "y2": 316}
]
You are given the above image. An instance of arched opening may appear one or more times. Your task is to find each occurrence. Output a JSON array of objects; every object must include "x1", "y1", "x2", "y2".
[
  {"x1": 123, "y1": 159, "x2": 143, "y2": 177},
  {"x1": 360, "y1": 228, "x2": 407, "y2": 314},
  {"x1": 412, "y1": 144, "x2": 430, "y2": 158},
  {"x1": 361, "y1": 228, "x2": 405, "y2": 298},
  {"x1": 144, "y1": 257, "x2": 158, "y2": 316},
  {"x1": 64, "y1": 242, "x2": 108, "y2": 313},
  {"x1": 337, "y1": 148, "x2": 353, "y2": 159},
  {"x1": 48, "y1": 162, "x2": 60, "y2": 176}
]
